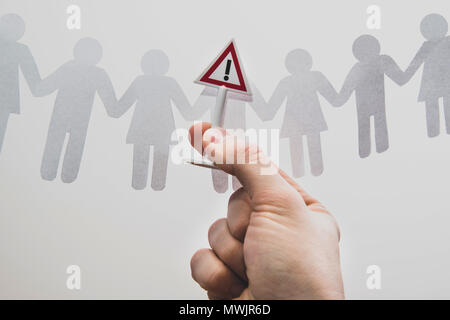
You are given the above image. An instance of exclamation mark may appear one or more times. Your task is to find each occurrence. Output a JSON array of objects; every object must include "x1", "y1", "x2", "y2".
[{"x1": 224, "y1": 59, "x2": 232, "y2": 81}]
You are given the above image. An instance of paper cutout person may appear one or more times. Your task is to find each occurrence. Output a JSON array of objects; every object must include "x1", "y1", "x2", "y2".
[
  {"x1": 403, "y1": 13, "x2": 450, "y2": 137},
  {"x1": 199, "y1": 83, "x2": 267, "y2": 193},
  {"x1": 0, "y1": 14, "x2": 40, "y2": 153},
  {"x1": 257, "y1": 49, "x2": 339, "y2": 178},
  {"x1": 335, "y1": 35, "x2": 407, "y2": 158},
  {"x1": 36, "y1": 38, "x2": 117, "y2": 183},
  {"x1": 111, "y1": 50, "x2": 208, "y2": 191}
]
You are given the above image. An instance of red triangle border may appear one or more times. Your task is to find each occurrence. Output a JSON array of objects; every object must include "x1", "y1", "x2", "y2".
[{"x1": 198, "y1": 41, "x2": 248, "y2": 93}]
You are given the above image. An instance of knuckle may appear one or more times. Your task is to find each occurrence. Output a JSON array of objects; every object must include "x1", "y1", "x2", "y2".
[
  {"x1": 208, "y1": 218, "x2": 227, "y2": 246},
  {"x1": 253, "y1": 187, "x2": 301, "y2": 212},
  {"x1": 205, "y1": 266, "x2": 225, "y2": 291},
  {"x1": 190, "y1": 249, "x2": 224, "y2": 291},
  {"x1": 190, "y1": 248, "x2": 209, "y2": 279},
  {"x1": 228, "y1": 217, "x2": 246, "y2": 241},
  {"x1": 227, "y1": 190, "x2": 250, "y2": 241},
  {"x1": 190, "y1": 249, "x2": 208, "y2": 269},
  {"x1": 228, "y1": 187, "x2": 246, "y2": 205}
]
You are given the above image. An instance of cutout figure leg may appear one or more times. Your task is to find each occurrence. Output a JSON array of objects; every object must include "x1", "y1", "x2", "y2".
[
  {"x1": 151, "y1": 143, "x2": 170, "y2": 191},
  {"x1": 232, "y1": 176, "x2": 242, "y2": 191},
  {"x1": 425, "y1": 99, "x2": 440, "y2": 138},
  {"x1": 212, "y1": 170, "x2": 229, "y2": 193},
  {"x1": 443, "y1": 96, "x2": 450, "y2": 134},
  {"x1": 61, "y1": 128, "x2": 88, "y2": 183},
  {"x1": 132, "y1": 144, "x2": 150, "y2": 190},
  {"x1": 374, "y1": 111, "x2": 389, "y2": 153},
  {"x1": 357, "y1": 112, "x2": 371, "y2": 158},
  {"x1": 41, "y1": 122, "x2": 67, "y2": 181},
  {"x1": 0, "y1": 111, "x2": 10, "y2": 153},
  {"x1": 289, "y1": 134, "x2": 305, "y2": 178},
  {"x1": 307, "y1": 134, "x2": 324, "y2": 176}
]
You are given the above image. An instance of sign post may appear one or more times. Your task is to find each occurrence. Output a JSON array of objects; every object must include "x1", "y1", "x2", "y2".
[
  {"x1": 195, "y1": 39, "x2": 252, "y2": 127},
  {"x1": 212, "y1": 86, "x2": 228, "y2": 127},
  {"x1": 189, "y1": 39, "x2": 252, "y2": 169}
]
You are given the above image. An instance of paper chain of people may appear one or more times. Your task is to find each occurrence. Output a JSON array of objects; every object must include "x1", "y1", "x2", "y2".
[{"x1": 2, "y1": 13, "x2": 450, "y2": 192}]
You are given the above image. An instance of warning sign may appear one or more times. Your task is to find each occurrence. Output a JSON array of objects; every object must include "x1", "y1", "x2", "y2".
[{"x1": 195, "y1": 39, "x2": 252, "y2": 95}]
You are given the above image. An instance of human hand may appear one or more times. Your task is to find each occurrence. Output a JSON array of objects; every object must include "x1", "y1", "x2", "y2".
[{"x1": 189, "y1": 123, "x2": 344, "y2": 300}]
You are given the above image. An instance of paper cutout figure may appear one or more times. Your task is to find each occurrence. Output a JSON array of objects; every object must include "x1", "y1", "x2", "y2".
[
  {"x1": 36, "y1": 38, "x2": 117, "y2": 183},
  {"x1": 335, "y1": 35, "x2": 407, "y2": 158},
  {"x1": 256, "y1": 49, "x2": 339, "y2": 178},
  {"x1": 111, "y1": 50, "x2": 209, "y2": 191},
  {"x1": 403, "y1": 13, "x2": 450, "y2": 137},
  {"x1": 200, "y1": 83, "x2": 267, "y2": 193},
  {"x1": 0, "y1": 14, "x2": 41, "y2": 153}
]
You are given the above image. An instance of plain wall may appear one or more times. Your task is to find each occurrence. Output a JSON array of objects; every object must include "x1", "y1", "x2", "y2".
[{"x1": 0, "y1": 0, "x2": 449, "y2": 299}]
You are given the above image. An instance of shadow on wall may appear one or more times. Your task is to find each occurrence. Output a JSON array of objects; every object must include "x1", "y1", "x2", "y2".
[{"x1": 1, "y1": 13, "x2": 450, "y2": 191}]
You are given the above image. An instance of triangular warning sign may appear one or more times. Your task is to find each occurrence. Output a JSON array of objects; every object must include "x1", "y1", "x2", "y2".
[{"x1": 195, "y1": 39, "x2": 252, "y2": 95}]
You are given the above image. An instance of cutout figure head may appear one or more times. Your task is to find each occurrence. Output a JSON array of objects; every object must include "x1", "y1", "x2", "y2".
[
  {"x1": 285, "y1": 49, "x2": 313, "y2": 74},
  {"x1": 352, "y1": 35, "x2": 381, "y2": 63},
  {"x1": 141, "y1": 50, "x2": 169, "y2": 75},
  {"x1": 0, "y1": 14, "x2": 25, "y2": 42},
  {"x1": 420, "y1": 14, "x2": 448, "y2": 41},
  {"x1": 73, "y1": 38, "x2": 103, "y2": 66}
]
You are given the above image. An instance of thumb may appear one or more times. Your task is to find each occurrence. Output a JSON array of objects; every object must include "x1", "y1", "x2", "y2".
[{"x1": 189, "y1": 123, "x2": 299, "y2": 201}]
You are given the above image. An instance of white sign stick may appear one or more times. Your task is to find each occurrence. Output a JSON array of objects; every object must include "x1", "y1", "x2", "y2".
[{"x1": 212, "y1": 86, "x2": 228, "y2": 127}]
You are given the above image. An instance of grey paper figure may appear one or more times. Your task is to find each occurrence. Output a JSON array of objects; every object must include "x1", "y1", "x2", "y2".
[
  {"x1": 200, "y1": 83, "x2": 267, "y2": 193},
  {"x1": 0, "y1": 14, "x2": 40, "y2": 153},
  {"x1": 335, "y1": 35, "x2": 407, "y2": 158},
  {"x1": 257, "y1": 49, "x2": 339, "y2": 178},
  {"x1": 111, "y1": 50, "x2": 208, "y2": 191},
  {"x1": 36, "y1": 38, "x2": 117, "y2": 183},
  {"x1": 403, "y1": 14, "x2": 450, "y2": 137}
]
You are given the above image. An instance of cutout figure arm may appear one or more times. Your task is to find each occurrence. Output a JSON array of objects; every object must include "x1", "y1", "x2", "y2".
[
  {"x1": 97, "y1": 70, "x2": 118, "y2": 117},
  {"x1": 382, "y1": 55, "x2": 408, "y2": 86},
  {"x1": 20, "y1": 46, "x2": 41, "y2": 96},
  {"x1": 259, "y1": 79, "x2": 289, "y2": 121},
  {"x1": 248, "y1": 84, "x2": 271, "y2": 121},
  {"x1": 334, "y1": 66, "x2": 358, "y2": 107},
  {"x1": 403, "y1": 43, "x2": 429, "y2": 83},
  {"x1": 190, "y1": 91, "x2": 212, "y2": 119},
  {"x1": 112, "y1": 78, "x2": 138, "y2": 118},
  {"x1": 34, "y1": 65, "x2": 65, "y2": 97},
  {"x1": 316, "y1": 72, "x2": 339, "y2": 106},
  {"x1": 170, "y1": 79, "x2": 206, "y2": 121}
]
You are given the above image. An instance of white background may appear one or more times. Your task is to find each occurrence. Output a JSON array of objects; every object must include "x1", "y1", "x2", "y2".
[{"x1": 0, "y1": 0, "x2": 449, "y2": 299}]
